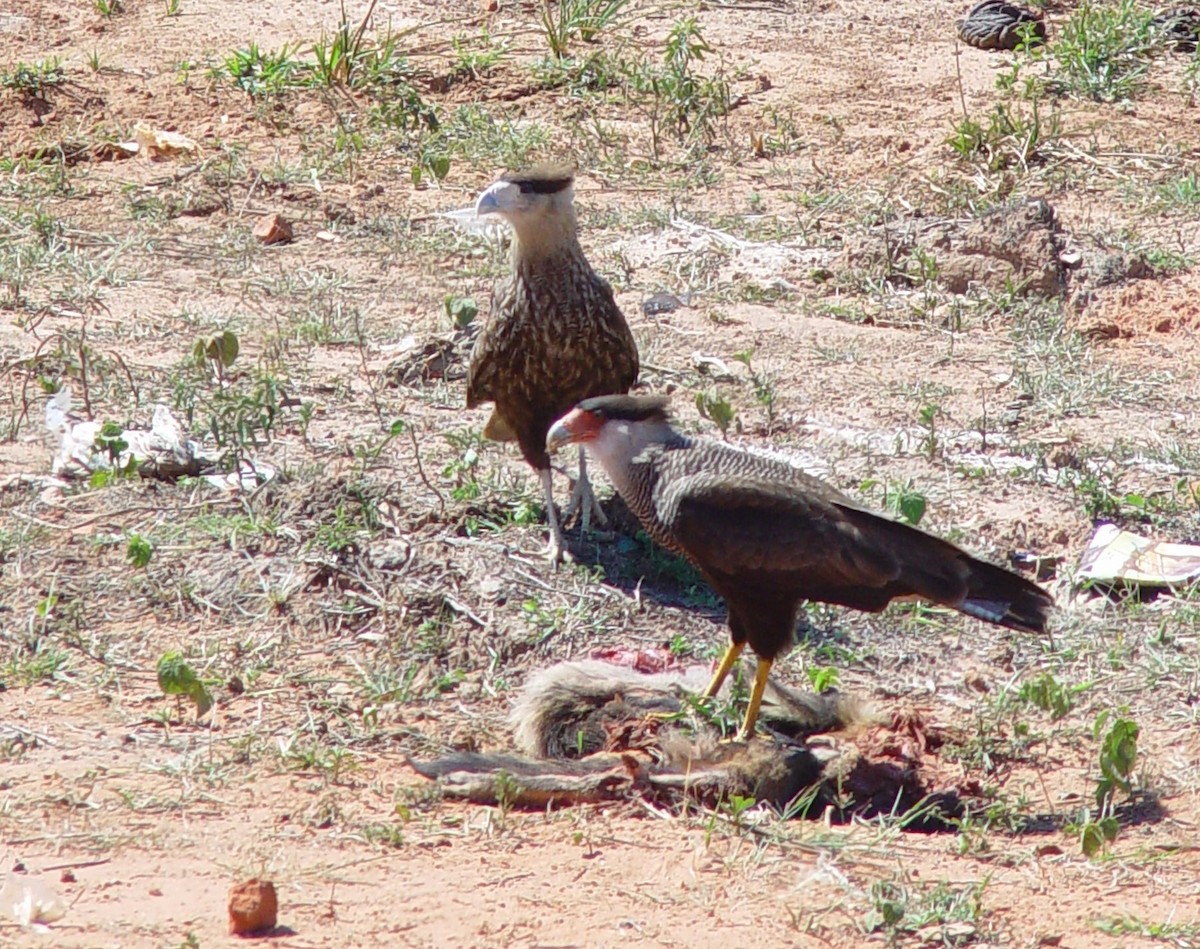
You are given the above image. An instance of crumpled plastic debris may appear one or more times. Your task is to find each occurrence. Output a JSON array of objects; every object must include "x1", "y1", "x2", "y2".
[
  {"x1": 1078, "y1": 523, "x2": 1200, "y2": 587},
  {"x1": 45, "y1": 388, "x2": 275, "y2": 492},
  {"x1": 0, "y1": 872, "x2": 66, "y2": 928},
  {"x1": 437, "y1": 205, "x2": 509, "y2": 243},
  {"x1": 116, "y1": 121, "x2": 199, "y2": 160}
]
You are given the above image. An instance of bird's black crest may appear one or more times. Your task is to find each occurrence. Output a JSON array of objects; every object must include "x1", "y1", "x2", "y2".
[
  {"x1": 577, "y1": 394, "x2": 671, "y2": 423},
  {"x1": 501, "y1": 163, "x2": 576, "y2": 195}
]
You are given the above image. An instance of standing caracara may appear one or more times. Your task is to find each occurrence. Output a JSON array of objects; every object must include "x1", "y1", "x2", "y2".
[
  {"x1": 548, "y1": 395, "x2": 1054, "y2": 741},
  {"x1": 468, "y1": 165, "x2": 639, "y2": 563}
]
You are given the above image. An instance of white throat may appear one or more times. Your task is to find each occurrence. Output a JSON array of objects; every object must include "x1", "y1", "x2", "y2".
[{"x1": 584, "y1": 419, "x2": 678, "y2": 494}]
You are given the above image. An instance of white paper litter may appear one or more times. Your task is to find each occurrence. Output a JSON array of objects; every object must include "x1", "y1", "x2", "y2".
[
  {"x1": 1078, "y1": 523, "x2": 1200, "y2": 587},
  {"x1": 1, "y1": 872, "x2": 66, "y2": 928},
  {"x1": 44, "y1": 388, "x2": 275, "y2": 492}
]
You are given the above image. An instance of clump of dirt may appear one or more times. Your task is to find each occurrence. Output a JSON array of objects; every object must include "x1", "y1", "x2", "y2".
[
  {"x1": 383, "y1": 328, "x2": 476, "y2": 387},
  {"x1": 931, "y1": 198, "x2": 1067, "y2": 297},
  {"x1": 1072, "y1": 267, "x2": 1200, "y2": 338},
  {"x1": 227, "y1": 878, "x2": 278, "y2": 936}
]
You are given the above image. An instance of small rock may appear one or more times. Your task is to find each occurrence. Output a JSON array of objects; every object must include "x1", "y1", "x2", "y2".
[
  {"x1": 228, "y1": 878, "x2": 278, "y2": 936},
  {"x1": 60, "y1": 870, "x2": 76, "y2": 883},
  {"x1": 253, "y1": 213, "x2": 293, "y2": 245},
  {"x1": 962, "y1": 670, "x2": 989, "y2": 693},
  {"x1": 642, "y1": 292, "x2": 688, "y2": 316},
  {"x1": 479, "y1": 577, "x2": 505, "y2": 602},
  {"x1": 324, "y1": 201, "x2": 355, "y2": 225},
  {"x1": 481, "y1": 0, "x2": 498, "y2": 10},
  {"x1": 368, "y1": 538, "x2": 413, "y2": 571}
]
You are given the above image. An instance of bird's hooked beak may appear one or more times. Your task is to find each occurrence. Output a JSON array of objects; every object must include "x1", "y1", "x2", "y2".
[
  {"x1": 546, "y1": 407, "x2": 602, "y2": 454},
  {"x1": 475, "y1": 179, "x2": 520, "y2": 218}
]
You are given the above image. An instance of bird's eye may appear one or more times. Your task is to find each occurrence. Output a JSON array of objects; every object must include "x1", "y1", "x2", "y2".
[{"x1": 517, "y1": 182, "x2": 533, "y2": 194}]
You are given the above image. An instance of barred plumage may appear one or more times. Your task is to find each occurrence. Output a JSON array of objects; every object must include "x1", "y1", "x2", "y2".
[
  {"x1": 467, "y1": 165, "x2": 639, "y2": 561},
  {"x1": 548, "y1": 394, "x2": 1054, "y2": 740}
]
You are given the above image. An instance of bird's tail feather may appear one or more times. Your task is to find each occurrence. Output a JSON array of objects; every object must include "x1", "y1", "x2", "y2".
[
  {"x1": 839, "y1": 507, "x2": 1053, "y2": 634},
  {"x1": 956, "y1": 554, "x2": 1052, "y2": 634}
]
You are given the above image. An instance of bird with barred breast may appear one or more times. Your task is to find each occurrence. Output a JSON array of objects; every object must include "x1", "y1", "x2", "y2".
[
  {"x1": 547, "y1": 394, "x2": 1054, "y2": 741},
  {"x1": 467, "y1": 165, "x2": 639, "y2": 563}
]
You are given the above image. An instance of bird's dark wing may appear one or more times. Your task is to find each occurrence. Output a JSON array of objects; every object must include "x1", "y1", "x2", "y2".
[
  {"x1": 661, "y1": 475, "x2": 902, "y2": 595},
  {"x1": 662, "y1": 473, "x2": 1051, "y2": 632}
]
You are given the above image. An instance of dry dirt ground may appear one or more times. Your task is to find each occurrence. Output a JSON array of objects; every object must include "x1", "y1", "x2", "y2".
[{"x1": 3, "y1": 0, "x2": 1200, "y2": 945}]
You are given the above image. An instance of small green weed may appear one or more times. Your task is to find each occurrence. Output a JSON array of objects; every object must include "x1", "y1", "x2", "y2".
[
  {"x1": 539, "y1": 0, "x2": 631, "y2": 59},
  {"x1": 452, "y1": 28, "x2": 506, "y2": 80},
  {"x1": 442, "y1": 428, "x2": 485, "y2": 502},
  {"x1": 1018, "y1": 672, "x2": 1086, "y2": 721},
  {"x1": 1048, "y1": 0, "x2": 1158, "y2": 102},
  {"x1": 805, "y1": 665, "x2": 840, "y2": 692},
  {"x1": 947, "y1": 99, "x2": 1060, "y2": 172},
  {"x1": 732, "y1": 349, "x2": 778, "y2": 430},
  {"x1": 213, "y1": 42, "x2": 305, "y2": 98},
  {"x1": 126, "y1": 532, "x2": 154, "y2": 568},
  {"x1": 863, "y1": 877, "x2": 987, "y2": 942},
  {"x1": 2, "y1": 58, "x2": 65, "y2": 96},
  {"x1": 862, "y1": 478, "x2": 926, "y2": 526},
  {"x1": 624, "y1": 19, "x2": 732, "y2": 161},
  {"x1": 695, "y1": 390, "x2": 736, "y2": 438},
  {"x1": 156, "y1": 651, "x2": 214, "y2": 718},
  {"x1": 1094, "y1": 709, "x2": 1138, "y2": 809}
]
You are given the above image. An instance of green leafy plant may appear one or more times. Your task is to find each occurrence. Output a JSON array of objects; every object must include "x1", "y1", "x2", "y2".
[
  {"x1": 126, "y1": 532, "x2": 154, "y2": 568},
  {"x1": 723, "y1": 793, "x2": 756, "y2": 826},
  {"x1": 1065, "y1": 711, "x2": 1138, "y2": 858},
  {"x1": 947, "y1": 99, "x2": 1059, "y2": 172},
  {"x1": 2, "y1": 58, "x2": 65, "y2": 96},
  {"x1": 192, "y1": 329, "x2": 239, "y2": 384},
  {"x1": 539, "y1": 0, "x2": 631, "y2": 59},
  {"x1": 1094, "y1": 710, "x2": 1138, "y2": 808},
  {"x1": 156, "y1": 651, "x2": 214, "y2": 717},
  {"x1": 444, "y1": 295, "x2": 478, "y2": 330},
  {"x1": 1048, "y1": 0, "x2": 1158, "y2": 102},
  {"x1": 452, "y1": 28, "x2": 506, "y2": 80},
  {"x1": 806, "y1": 665, "x2": 840, "y2": 692},
  {"x1": 311, "y1": 3, "x2": 416, "y2": 91},
  {"x1": 623, "y1": 19, "x2": 732, "y2": 161},
  {"x1": 1018, "y1": 673, "x2": 1079, "y2": 722},
  {"x1": 215, "y1": 42, "x2": 304, "y2": 98},
  {"x1": 733, "y1": 349, "x2": 778, "y2": 430},
  {"x1": 917, "y1": 403, "x2": 941, "y2": 460},
  {"x1": 442, "y1": 428, "x2": 484, "y2": 501},
  {"x1": 862, "y1": 478, "x2": 926, "y2": 526},
  {"x1": 93, "y1": 421, "x2": 129, "y2": 468},
  {"x1": 695, "y1": 391, "x2": 736, "y2": 439},
  {"x1": 174, "y1": 332, "x2": 298, "y2": 475}
]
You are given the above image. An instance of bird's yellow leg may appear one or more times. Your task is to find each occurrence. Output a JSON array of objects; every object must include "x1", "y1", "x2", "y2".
[
  {"x1": 734, "y1": 657, "x2": 773, "y2": 742},
  {"x1": 703, "y1": 642, "x2": 745, "y2": 698}
]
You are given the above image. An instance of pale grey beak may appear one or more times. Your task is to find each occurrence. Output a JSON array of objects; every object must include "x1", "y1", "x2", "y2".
[{"x1": 546, "y1": 418, "x2": 574, "y2": 454}]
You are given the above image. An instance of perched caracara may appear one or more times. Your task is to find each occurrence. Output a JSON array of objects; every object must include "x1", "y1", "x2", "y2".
[
  {"x1": 468, "y1": 165, "x2": 639, "y2": 562},
  {"x1": 548, "y1": 395, "x2": 1054, "y2": 741}
]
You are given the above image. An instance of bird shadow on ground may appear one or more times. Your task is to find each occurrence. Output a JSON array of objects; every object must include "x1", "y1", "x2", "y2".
[
  {"x1": 563, "y1": 494, "x2": 858, "y2": 652},
  {"x1": 562, "y1": 493, "x2": 724, "y2": 614},
  {"x1": 996, "y1": 790, "x2": 1168, "y2": 839}
]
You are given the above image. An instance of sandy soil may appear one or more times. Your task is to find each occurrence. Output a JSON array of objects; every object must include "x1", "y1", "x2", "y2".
[{"x1": 3, "y1": 0, "x2": 1200, "y2": 945}]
